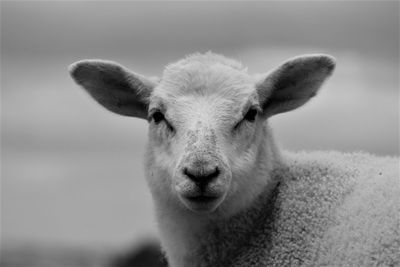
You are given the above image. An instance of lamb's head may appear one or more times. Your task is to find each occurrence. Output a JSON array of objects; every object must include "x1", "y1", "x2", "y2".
[{"x1": 69, "y1": 53, "x2": 335, "y2": 216}]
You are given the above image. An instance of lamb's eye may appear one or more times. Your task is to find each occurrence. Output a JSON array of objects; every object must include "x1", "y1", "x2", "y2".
[
  {"x1": 152, "y1": 111, "x2": 165, "y2": 124},
  {"x1": 243, "y1": 108, "x2": 258, "y2": 122},
  {"x1": 233, "y1": 108, "x2": 259, "y2": 130},
  {"x1": 151, "y1": 110, "x2": 175, "y2": 132}
]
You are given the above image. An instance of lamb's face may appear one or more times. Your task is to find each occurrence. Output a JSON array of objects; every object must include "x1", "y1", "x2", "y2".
[
  {"x1": 69, "y1": 52, "x2": 335, "y2": 216},
  {"x1": 145, "y1": 63, "x2": 265, "y2": 214}
]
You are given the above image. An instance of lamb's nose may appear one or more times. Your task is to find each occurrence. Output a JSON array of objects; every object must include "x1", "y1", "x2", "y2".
[{"x1": 183, "y1": 166, "x2": 220, "y2": 187}]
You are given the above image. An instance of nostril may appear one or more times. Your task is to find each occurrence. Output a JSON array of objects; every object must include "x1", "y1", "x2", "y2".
[
  {"x1": 183, "y1": 168, "x2": 197, "y2": 181},
  {"x1": 207, "y1": 167, "x2": 220, "y2": 180},
  {"x1": 183, "y1": 167, "x2": 220, "y2": 184}
]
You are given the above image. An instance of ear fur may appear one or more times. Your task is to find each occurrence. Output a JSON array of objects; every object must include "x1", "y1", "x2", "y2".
[
  {"x1": 69, "y1": 60, "x2": 157, "y2": 119},
  {"x1": 256, "y1": 54, "x2": 336, "y2": 117}
]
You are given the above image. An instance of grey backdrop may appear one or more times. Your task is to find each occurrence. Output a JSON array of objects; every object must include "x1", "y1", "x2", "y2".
[{"x1": 1, "y1": 1, "x2": 399, "y2": 251}]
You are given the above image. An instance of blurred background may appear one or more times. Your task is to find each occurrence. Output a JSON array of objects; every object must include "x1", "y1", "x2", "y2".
[{"x1": 1, "y1": 1, "x2": 398, "y2": 266}]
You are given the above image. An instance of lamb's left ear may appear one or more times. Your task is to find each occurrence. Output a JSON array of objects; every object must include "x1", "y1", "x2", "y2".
[
  {"x1": 69, "y1": 60, "x2": 157, "y2": 119},
  {"x1": 256, "y1": 54, "x2": 336, "y2": 117}
]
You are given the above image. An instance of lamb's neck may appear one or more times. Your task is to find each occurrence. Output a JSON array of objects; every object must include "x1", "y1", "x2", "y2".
[{"x1": 155, "y1": 183, "x2": 278, "y2": 267}]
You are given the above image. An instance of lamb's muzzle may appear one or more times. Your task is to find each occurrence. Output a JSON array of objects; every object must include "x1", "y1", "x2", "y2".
[{"x1": 175, "y1": 153, "x2": 231, "y2": 213}]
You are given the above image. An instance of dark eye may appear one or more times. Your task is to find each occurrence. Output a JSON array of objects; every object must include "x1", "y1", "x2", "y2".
[
  {"x1": 243, "y1": 108, "x2": 258, "y2": 122},
  {"x1": 151, "y1": 110, "x2": 175, "y2": 132},
  {"x1": 152, "y1": 111, "x2": 165, "y2": 124}
]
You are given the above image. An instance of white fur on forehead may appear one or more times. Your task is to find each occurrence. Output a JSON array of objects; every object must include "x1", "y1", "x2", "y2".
[{"x1": 157, "y1": 52, "x2": 253, "y2": 99}]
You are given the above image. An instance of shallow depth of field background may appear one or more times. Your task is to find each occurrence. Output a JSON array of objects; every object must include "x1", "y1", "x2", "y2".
[{"x1": 1, "y1": 1, "x2": 399, "y2": 265}]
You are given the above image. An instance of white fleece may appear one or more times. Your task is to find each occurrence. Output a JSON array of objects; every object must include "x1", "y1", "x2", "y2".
[{"x1": 190, "y1": 151, "x2": 399, "y2": 266}]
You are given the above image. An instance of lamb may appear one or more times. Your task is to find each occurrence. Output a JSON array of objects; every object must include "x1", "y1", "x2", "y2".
[{"x1": 69, "y1": 52, "x2": 400, "y2": 267}]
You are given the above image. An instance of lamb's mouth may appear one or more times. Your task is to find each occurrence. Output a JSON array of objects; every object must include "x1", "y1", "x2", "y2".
[
  {"x1": 176, "y1": 180, "x2": 228, "y2": 212},
  {"x1": 186, "y1": 195, "x2": 219, "y2": 203},
  {"x1": 179, "y1": 191, "x2": 225, "y2": 212}
]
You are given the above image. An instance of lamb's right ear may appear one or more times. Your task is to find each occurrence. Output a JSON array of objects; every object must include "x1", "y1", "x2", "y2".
[
  {"x1": 256, "y1": 54, "x2": 336, "y2": 117},
  {"x1": 69, "y1": 60, "x2": 157, "y2": 119}
]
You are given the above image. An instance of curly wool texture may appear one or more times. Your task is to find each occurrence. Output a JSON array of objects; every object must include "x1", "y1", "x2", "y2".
[{"x1": 198, "y1": 151, "x2": 399, "y2": 266}]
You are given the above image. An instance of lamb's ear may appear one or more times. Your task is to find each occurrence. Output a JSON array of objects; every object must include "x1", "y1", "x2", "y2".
[
  {"x1": 256, "y1": 54, "x2": 335, "y2": 117},
  {"x1": 69, "y1": 60, "x2": 157, "y2": 119}
]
